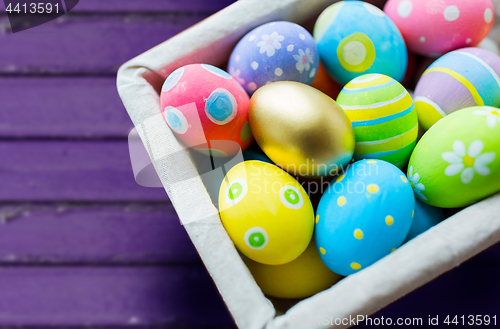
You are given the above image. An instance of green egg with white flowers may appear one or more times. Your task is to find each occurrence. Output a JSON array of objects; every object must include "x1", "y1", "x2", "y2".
[{"x1": 408, "y1": 106, "x2": 500, "y2": 208}]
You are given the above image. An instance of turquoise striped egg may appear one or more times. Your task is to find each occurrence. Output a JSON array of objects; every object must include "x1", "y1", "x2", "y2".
[
  {"x1": 337, "y1": 74, "x2": 418, "y2": 169},
  {"x1": 314, "y1": 1, "x2": 407, "y2": 85},
  {"x1": 414, "y1": 47, "x2": 500, "y2": 130}
]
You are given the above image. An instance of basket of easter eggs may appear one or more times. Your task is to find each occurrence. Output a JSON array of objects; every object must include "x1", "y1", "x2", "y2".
[{"x1": 118, "y1": 0, "x2": 500, "y2": 328}]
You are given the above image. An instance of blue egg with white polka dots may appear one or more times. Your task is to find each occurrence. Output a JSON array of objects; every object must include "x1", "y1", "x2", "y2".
[
  {"x1": 228, "y1": 21, "x2": 319, "y2": 94},
  {"x1": 315, "y1": 159, "x2": 414, "y2": 276}
]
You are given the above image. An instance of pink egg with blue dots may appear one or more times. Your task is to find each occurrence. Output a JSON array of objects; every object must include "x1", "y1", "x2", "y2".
[
  {"x1": 228, "y1": 21, "x2": 319, "y2": 94},
  {"x1": 384, "y1": 0, "x2": 494, "y2": 57},
  {"x1": 161, "y1": 64, "x2": 253, "y2": 157}
]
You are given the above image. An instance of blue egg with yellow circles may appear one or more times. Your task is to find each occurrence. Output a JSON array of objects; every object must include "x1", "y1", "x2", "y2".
[
  {"x1": 315, "y1": 159, "x2": 414, "y2": 276},
  {"x1": 313, "y1": 0, "x2": 407, "y2": 85}
]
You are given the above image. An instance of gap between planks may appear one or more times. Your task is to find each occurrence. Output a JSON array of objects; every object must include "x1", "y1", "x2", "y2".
[
  {"x1": 0, "y1": 203, "x2": 211, "y2": 265},
  {"x1": 0, "y1": 265, "x2": 235, "y2": 327},
  {"x1": 0, "y1": 14, "x2": 211, "y2": 75}
]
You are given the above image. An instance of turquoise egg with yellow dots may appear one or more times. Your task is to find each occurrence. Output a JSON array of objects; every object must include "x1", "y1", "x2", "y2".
[
  {"x1": 315, "y1": 159, "x2": 414, "y2": 276},
  {"x1": 219, "y1": 160, "x2": 314, "y2": 265},
  {"x1": 337, "y1": 73, "x2": 418, "y2": 169},
  {"x1": 314, "y1": 0, "x2": 407, "y2": 85}
]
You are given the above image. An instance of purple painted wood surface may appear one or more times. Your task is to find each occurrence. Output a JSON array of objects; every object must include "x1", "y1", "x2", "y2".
[
  {"x1": 0, "y1": 266, "x2": 234, "y2": 327},
  {"x1": 0, "y1": 77, "x2": 132, "y2": 138},
  {"x1": 0, "y1": 14, "x2": 206, "y2": 74},
  {"x1": 0, "y1": 201, "x2": 497, "y2": 267},
  {"x1": 0, "y1": 204, "x2": 199, "y2": 264},
  {"x1": 71, "y1": 0, "x2": 238, "y2": 13},
  {"x1": 0, "y1": 0, "x2": 239, "y2": 327},
  {"x1": 359, "y1": 262, "x2": 500, "y2": 327},
  {"x1": 0, "y1": 141, "x2": 167, "y2": 201},
  {"x1": 466, "y1": 242, "x2": 500, "y2": 264},
  {"x1": 0, "y1": 0, "x2": 237, "y2": 12},
  {"x1": 0, "y1": 0, "x2": 497, "y2": 327}
]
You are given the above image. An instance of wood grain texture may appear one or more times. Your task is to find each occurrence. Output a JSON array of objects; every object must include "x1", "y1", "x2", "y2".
[
  {"x1": 0, "y1": 14, "x2": 206, "y2": 74},
  {"x1": 0, "y1": 77, "x2": 133, "y2": 138},
  {"x1": 0, "y1": 141, "x2": 168, "y2": 201},
  {"x1": 0, "y1": 266, "x2": 235, "y2": 327},
  {"x1": 0, "y1": 204, "x2": 200, "y2": 264},
  {"x1": 3, "y1": 0, "x2": 496, "y2": 327},
  {"x1": 0, "y1": 0, "x2": 237, "y2": 327}
]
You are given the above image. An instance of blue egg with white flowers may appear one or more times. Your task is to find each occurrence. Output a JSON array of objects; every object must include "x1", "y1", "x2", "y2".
[
  {"x1": 315, "y1": 159, "x2": 414, "y2": 276},
  {"x1": 228, "y1": 21, "x2": 319, "y2": 94}
]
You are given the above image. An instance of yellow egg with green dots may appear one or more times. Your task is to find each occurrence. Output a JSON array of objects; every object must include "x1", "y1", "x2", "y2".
[
  {"x1": 337, "y1": 73, "x2": 418, "y2": 169},
  {"x1": 243, "y1": 240, "x2": 342, "y2": 299},
  {"x1": 219, "y1": 160, "x2": 314, "y2": 265}
]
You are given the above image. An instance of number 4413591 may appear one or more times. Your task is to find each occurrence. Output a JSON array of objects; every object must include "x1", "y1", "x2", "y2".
[
  {"x1": 6, "y1": 2, "x2": 60, "y2": 14},
  {"x1": 444, "y1": 315, "x2": 497, "y2": 326}
]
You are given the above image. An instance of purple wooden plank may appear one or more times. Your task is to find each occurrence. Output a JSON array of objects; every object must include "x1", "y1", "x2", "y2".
[
  {"x1": 0, "y1": 204, "x2": 198, "y2": 264},
  {"x1": 0, "y1": 77, "x2": 133, "y2": 138},
  {"x1": 0, "y1": 14, "x2": 205, "y2": 74},
  {"x1": 358, "y1": 263, "x2": 500, "y2": 326},
  {"x1": 71, "y1": 0, "x2": 237, "y2": 12},
  {"x1": 0, "y1": 266, "x2": 234, "y2": 327},
  {"x1": 0, "y1": 141, "x2": 167, "y2": 201},
  {"x1": 0, "y1": 0, "x2": 237, "y2": 12}
]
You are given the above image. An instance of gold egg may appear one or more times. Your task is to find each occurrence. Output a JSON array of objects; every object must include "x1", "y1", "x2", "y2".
[
  {"x1": 243, "y1": 240, "x2": 342, "y2": 299},
  {"x1": 249, "y1": 81, "x2": 355, "y2": 177}
]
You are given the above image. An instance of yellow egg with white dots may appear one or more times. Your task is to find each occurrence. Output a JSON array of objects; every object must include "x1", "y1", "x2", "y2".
[
  {"x1": 315, "y1": 159, "x2": 414, "y2": 276},
  {"x1": 243, "y1": 240, "x2": 342, "y2": 299},
  {"x1": 219, "y1": 160, "x2": 314, "y2": 265}
]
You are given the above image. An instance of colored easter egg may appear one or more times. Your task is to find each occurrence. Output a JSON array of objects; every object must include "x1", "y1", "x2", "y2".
[
  {"x1": 384, "y1": 0, "x2": 494, "y2": 57},
  {"x1": 414, "y1": 48, "x2": 500, "y2": 130},
  {"x1": 403, "y1": 199, "x2": 445, "y2": 243},
  {"x1": 199, "y1": 149, "x2": 274, "y2": 206},
  {"x1": 249, "y1": 81, "x2": 355, "y2": 178},
  {"x1": 408, "y1": 106, "x2": 500, "y2": 208},
  {"x1": 243, "y1": 240, "x2": 342, "y2": 299},
  {"x1": 315, "y1": 159, "x2": 415, "y2": 276},
  {"x1": 161, "y1": 64, "x2": 252, "y2": 156},
  {"x1": 314, "y1": 1, "x2": 407, "y2": 85},
  {"x1": 310, "y1": 61, "x2": 343, "y2": 100},
  {"x1": 228, "y1": 21, "x2": 319, "y2": 94},
  {"x1": 219, "y1": 160, "x2": 314, "y2": 265},
  {"x1": 336, "y1": 74, "x2": 418, "y2": 169}
]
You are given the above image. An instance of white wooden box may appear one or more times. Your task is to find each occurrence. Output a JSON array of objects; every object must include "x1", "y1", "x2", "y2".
[{"x1": 117, "y1": 1, "x2": 500, "y2": 328}]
